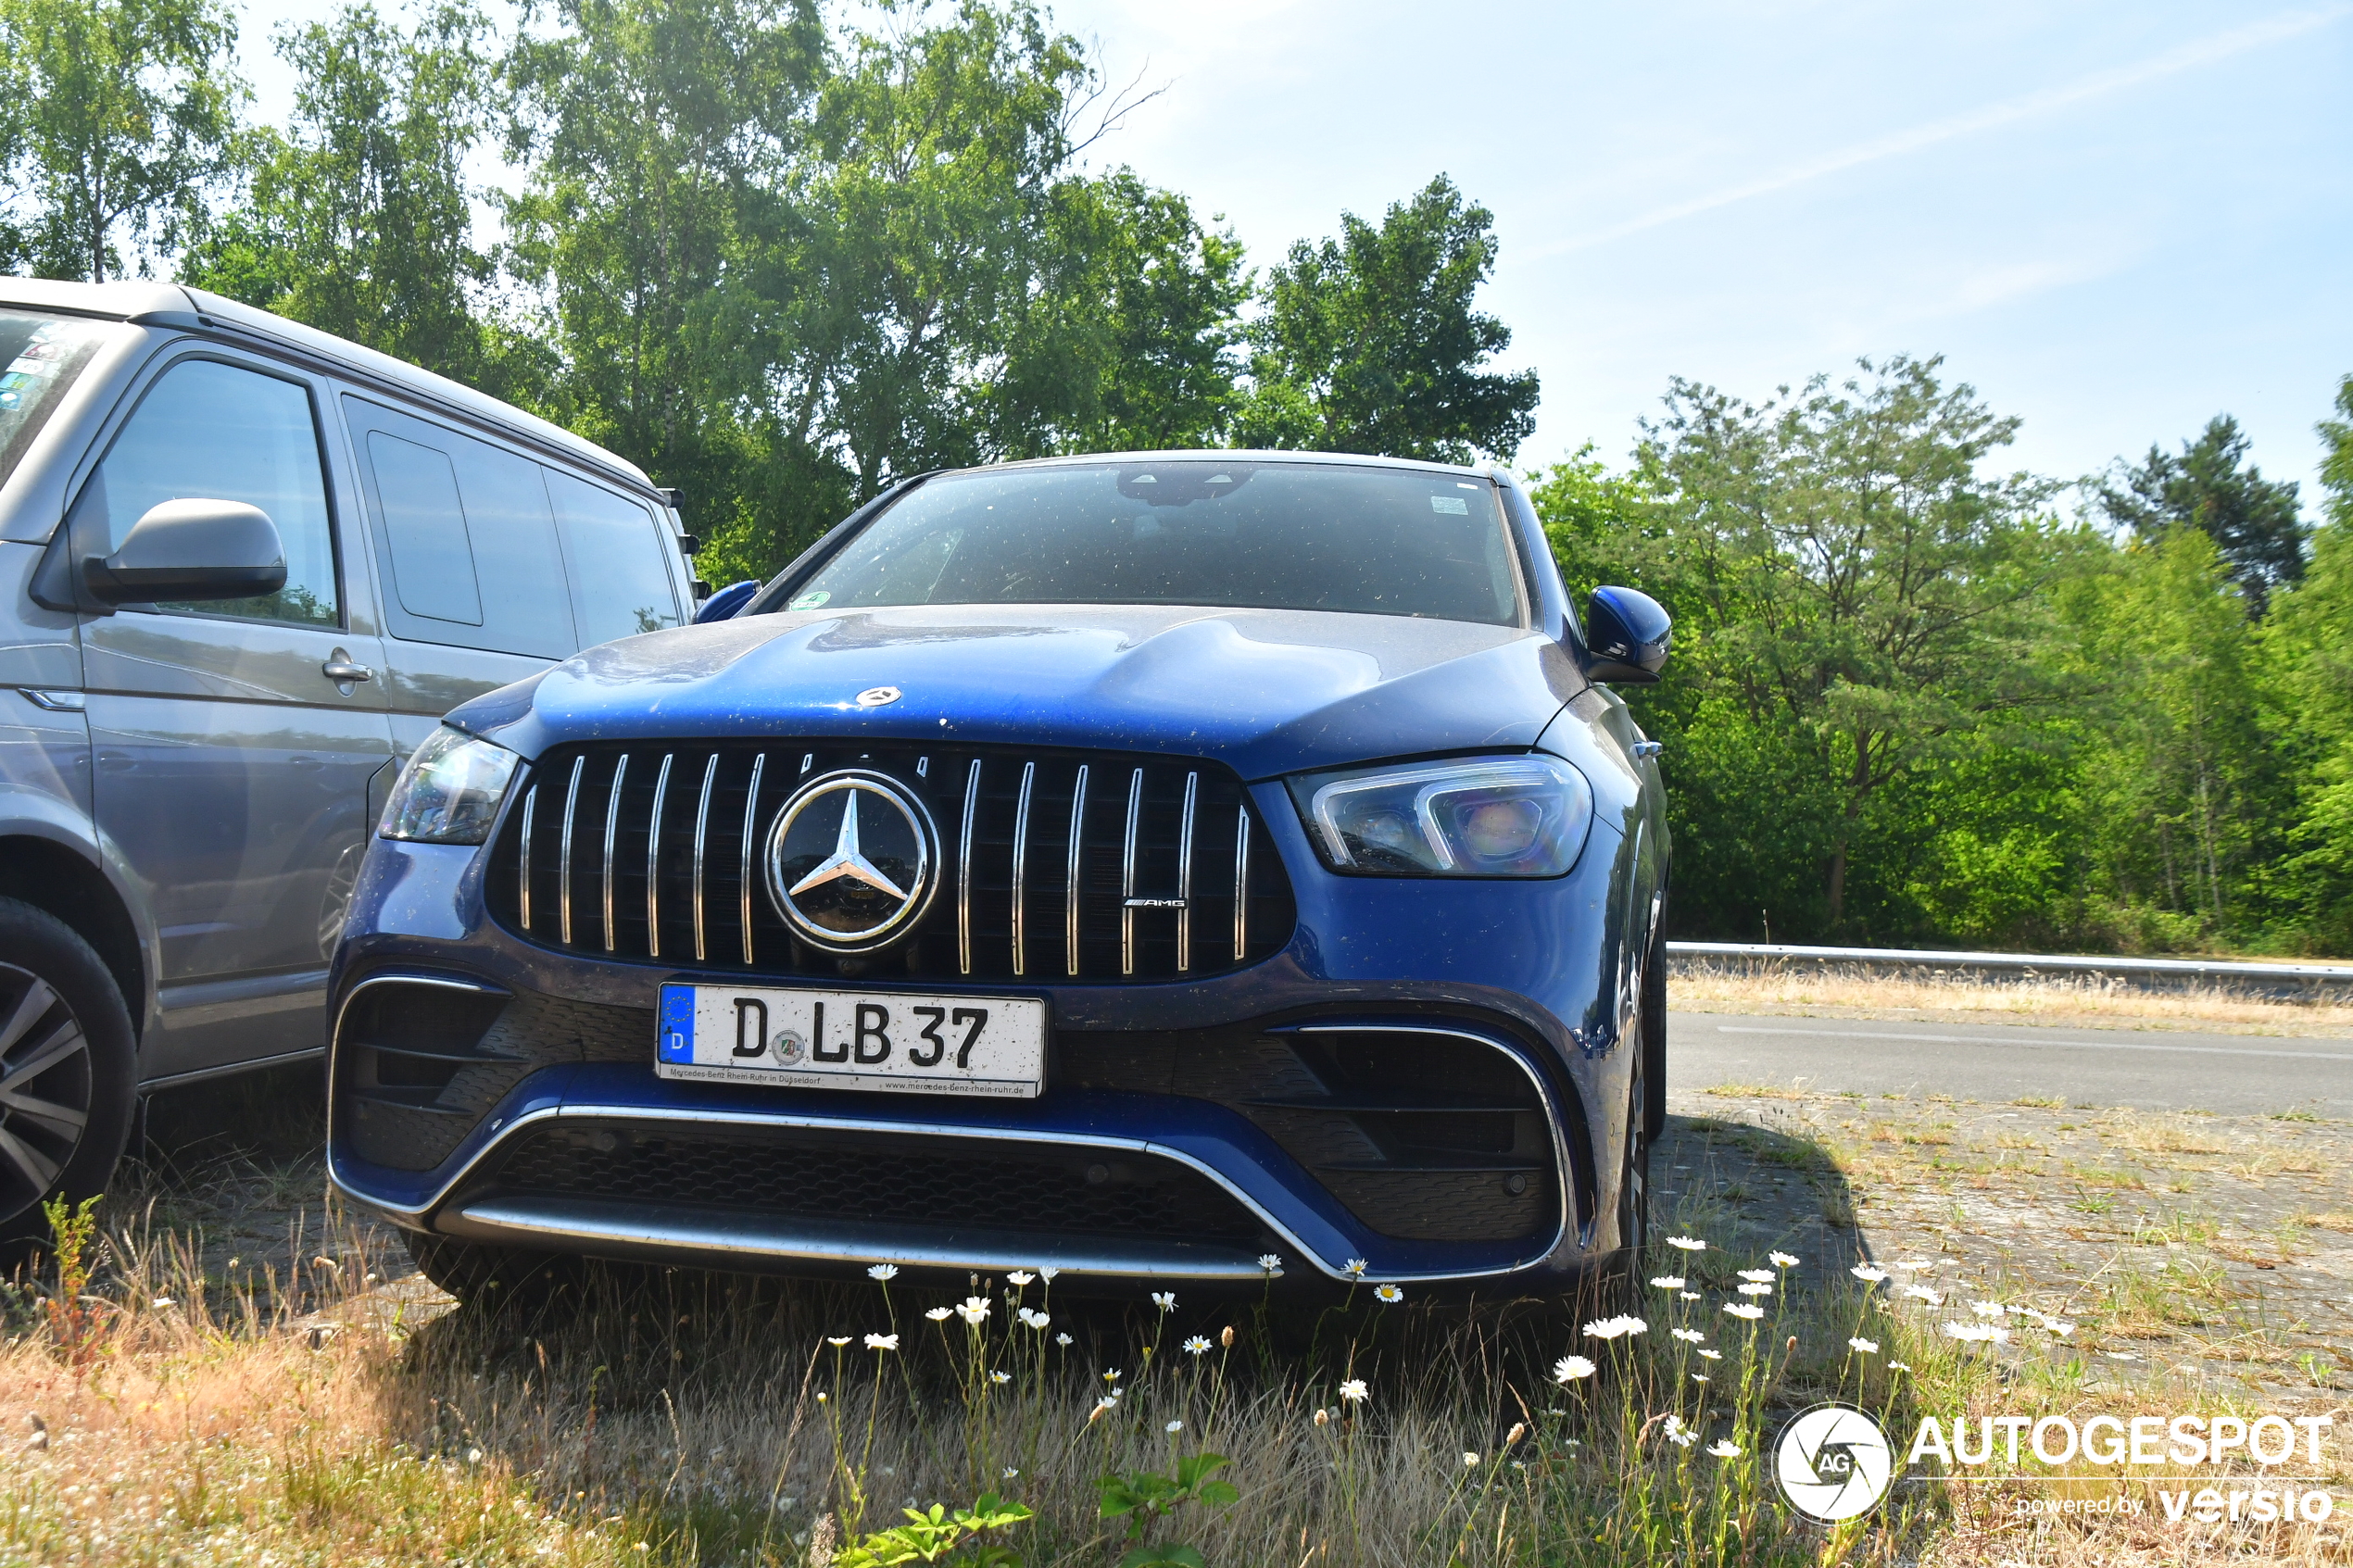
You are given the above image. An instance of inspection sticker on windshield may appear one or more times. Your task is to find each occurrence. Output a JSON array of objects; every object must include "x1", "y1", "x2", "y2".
[
  {"x1": 657, "y1": 983, "x2": 1047, "y2": 1098},
  {"x1": 1428, "y1": 495, "x2": 1468, "y2": 514}
]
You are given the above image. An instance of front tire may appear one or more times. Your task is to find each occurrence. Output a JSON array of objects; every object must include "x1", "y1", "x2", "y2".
[{"x1": 0, "y1": 898, "x2": 137, "y2": 1251}]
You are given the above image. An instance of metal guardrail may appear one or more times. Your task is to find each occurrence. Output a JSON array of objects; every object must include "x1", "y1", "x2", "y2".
[{"x1": 1665, "y1": 940, "x2": 2353, "y2": 997}]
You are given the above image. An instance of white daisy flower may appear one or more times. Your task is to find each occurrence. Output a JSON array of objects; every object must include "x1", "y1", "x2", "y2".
[
  {"x1": 1166, "y1": 1420, "x2": 1184, "y2": 1434},
  {"x1": 1970, "y1": 1300, "x2": 2006, "y2": 1318},
  {"x1": 1707, "y1": 1439, "x2": 1743, "y2": 1459},
  {"x1": 864, "y1": 1333, "x2": 899, "y2": 1351},
  {"x1": 1006, "y1": 1271, "x2": 1035, "y2": 1287},
  {"x1": 1899, "y1": 1286, "x2": 1943, "y2": 1306},
  {"x1": 925, "y1": 1307, "x2": 953, "y2": 1322},
  {"x1": 1723, "y1": 1302, "x2": 1764, "y2": 1321},
  {"x1": 1886, "y1": 1361, "x2": 1910, "y2": 1371},
  {"x1": 1182, "y1": 1335, "x2": 1211, "y2": 1355},
  {"x1": 1736, "y1": 1282, "x2": 1771, "y2": 1297},
  {"x1": 827, "y1": 1336, "x2": 851, "y2": 1347},
  {"x1": 1696, "y1": 1348, "x2": 1722, "y2": 1361},
  {"x1": 1736, "y1": 1269, "x2": 1774, "y2": 1283},
  {"x1": 957, "y1": 1296, "x2": 992, "y2": 1324},
  {"x1": 1056, "y1": 1333, "x2": 1074, "y2": 1347},
  {"x1": 1679, "y1": 1291, "x2": 1700, "y2": 1300},
  {"x1": 1257, "y1": 1253, "x2": 1283, "y2": 1272},
  {"x1": 1671, "y1": 1327, "x2": 1704, "y2": 1343},
  {"x1": 1554, "y1": 1355, "x2": 1597, "y2": 1383},
  {"x1": 1848, "y1": 1337, "x2": 1878, "y2": 1354},
  {"x1": 1667, "y1": 1236, "x2": 1707, "y2": 1252},
  {"x1": 1151, "y1": 1291, "x2": 1176, "y2": 1311},
  {"x1": 1768, "y1": 1252, "x2": 1800, "y2": 1269},
  {"x1": 1339, "y1": 1378, "x2": 1369, "y2": 1403},
  {"x1": 1649, "y1": 1275, "x2": 1685, "y2": 1289},
  {"x1": 867, "y1": 1263, "x2": 899, "y2": 1281},
  {"x1": 1582, "y1": 1314, "x2": 1646, "y2": 1339},
  {"x1": 1038, "y1": 1267, "x2": 1059, "y2": 1281},
  {"x1": 989, "y1": 1370, "x2": 1011, "y2": 1385},
  {"x1": 1342, "y1": 1259, "x2": 1368, "y2": 1277},
  {"x1": 1374, "y1": 1284, "x2": 1403, "y2": 1304},
  {"x1": 1851, "y1": 1266, "x2": 1888, "y2": 1283},
  {"x1": 1942, "y1": 1322, "x2": 2010, "y2": 1344}
]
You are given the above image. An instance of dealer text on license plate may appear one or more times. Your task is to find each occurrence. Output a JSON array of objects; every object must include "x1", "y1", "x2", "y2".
[{"x1": 656, "y1": 984, "x2": 1046, "y2": 1098}]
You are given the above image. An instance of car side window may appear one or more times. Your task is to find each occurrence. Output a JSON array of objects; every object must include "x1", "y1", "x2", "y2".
[
  {"x1": 346, "y1": 397, "x2": 577, "y2": 659},
  {"x1": 84, "y1": 358, "x2": 340, "y2": 627},
  {"x1": 545, "y1": 467, "x2": 682, "y2": 645},
  {"x1": 368, "y1": 431, "x2": 483, "y2": 625}
]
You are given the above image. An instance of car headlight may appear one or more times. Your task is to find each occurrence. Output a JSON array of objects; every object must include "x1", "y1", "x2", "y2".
[
  {"x1": 380, "y1": 726, "x2": 521, "y2": 844},
  {"x1": 1290, "y1": 754, "x2": 1594, "y2": 877}
]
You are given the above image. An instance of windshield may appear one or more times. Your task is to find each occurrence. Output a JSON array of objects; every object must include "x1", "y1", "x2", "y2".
[
  {"x1": 784, "y1": 460, "x2": 1526, "y2": 627},
  {"x1": 0, "y1": 311, "x2": 112, "y2": 491}
]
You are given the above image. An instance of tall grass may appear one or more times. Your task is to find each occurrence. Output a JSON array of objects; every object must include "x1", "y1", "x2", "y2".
[{"x1": 0, "y1": 1190, "x2": 1977, "y2": 1566}]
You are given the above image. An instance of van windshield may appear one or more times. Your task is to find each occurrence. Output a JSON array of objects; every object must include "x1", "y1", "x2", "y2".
[
  {"x1": 0, "y1": 311, "x2": 112, "y2": 489},
  {"x1": 782, "y1": 460, "x2": 1526, "y2": 627}
]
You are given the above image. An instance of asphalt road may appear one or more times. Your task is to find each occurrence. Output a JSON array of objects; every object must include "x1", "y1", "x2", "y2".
[{"x1": 1669, "y1": 1010, "x2": 2353, "y2": 1118}]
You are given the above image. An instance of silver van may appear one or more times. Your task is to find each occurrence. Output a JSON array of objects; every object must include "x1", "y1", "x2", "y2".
[{"x1": 0, "y1": 280, "x2": 698, "y2": 1241}]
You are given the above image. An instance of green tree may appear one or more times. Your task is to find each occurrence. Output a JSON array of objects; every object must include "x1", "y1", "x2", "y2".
[
  {"x1": 1239, "y1": 173, "x2": 1538, "y2": 462},
  {"x1": 2095, "y1": 414, "x2": 2307, "y2": 615},
  {"x1": 2249, "y1": 374, "x2": 2353, "y2": 949},
  {"x1": 502, "y1": 0, "x2": 827, "y2": 574},
  {"x1": 1609, "y1": 356, "x2": 2076, "y2": 934},
  {"x1": 0, "y1": 0, "x2": 241, "y2": 281},
  {"x1": 182, "y1": 2, "x2": 506, "y2": 388}
]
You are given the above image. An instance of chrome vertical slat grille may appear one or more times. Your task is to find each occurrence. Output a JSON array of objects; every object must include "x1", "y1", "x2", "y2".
[
  {"x1": 645, "y1": 754, "x2": 673, "y2": 957},
  {"x1": 517, "y1": 784, "x2": 536, "y2": 931},
  {"x1": 558, "y1": 756, "x2": 585, "y2": 945},
  {"x1": 691, "y1": 755, "x2": 717, "y2": 961},
  {"x1": 738, "y1": 754, "x2": 765, "y2": 965},
  {"x1": 1009, "y1": 761, "x2": 1036, "y2": 977},
  {"x1": 488, "y1": 741, "x2": 1294, "y2": 983}
]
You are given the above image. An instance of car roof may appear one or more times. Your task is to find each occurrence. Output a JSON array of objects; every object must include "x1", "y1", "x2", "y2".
[
  {"x1": 0, "y1": 277, "x2": 660, "y2": 499},
  {"x1": 938, "y1": 448, "x2": 1510, "y2": 483}
]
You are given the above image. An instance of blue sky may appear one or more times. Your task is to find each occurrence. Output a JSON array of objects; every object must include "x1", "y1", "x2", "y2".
[{"x1": 233, "y1": 0, "x2": 2352, "y2": 506}]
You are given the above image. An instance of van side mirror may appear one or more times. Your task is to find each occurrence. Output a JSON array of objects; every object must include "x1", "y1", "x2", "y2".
[
  {"x1": 81, "y1": 499, "x2": 286, "y2": 606},
  {"x1": 1582, "y1": 585, "x2": 1671, "y2": 684}
]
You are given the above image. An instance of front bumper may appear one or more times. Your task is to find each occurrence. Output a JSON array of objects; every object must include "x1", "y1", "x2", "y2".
[{"x1": 328, "y1": 781, "x2": 1648, "y2": 1293}]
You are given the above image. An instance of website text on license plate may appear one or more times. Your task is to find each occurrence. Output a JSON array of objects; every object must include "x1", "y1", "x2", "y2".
[{"x1": 657, "y1": 984, "x2": 1047, "y2": 1098}]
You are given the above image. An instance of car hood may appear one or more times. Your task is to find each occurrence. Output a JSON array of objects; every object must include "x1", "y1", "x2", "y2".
[{"x1": 453, "y1": 605, "x2": 1588, "y2": 780}]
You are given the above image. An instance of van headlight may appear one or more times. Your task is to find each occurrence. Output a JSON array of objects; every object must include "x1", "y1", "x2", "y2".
[
  {"x1": 1290, "y1": 755, "x2": 1594, "y2": 877},
  {"x1": 380, "y1": 727, "x2": 520, "y2": 844}
]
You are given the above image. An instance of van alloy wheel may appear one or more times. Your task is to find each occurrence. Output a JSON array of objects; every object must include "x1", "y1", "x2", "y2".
[{"x1": 0, "y1": 963, "x2": 95, "y2": 1217}]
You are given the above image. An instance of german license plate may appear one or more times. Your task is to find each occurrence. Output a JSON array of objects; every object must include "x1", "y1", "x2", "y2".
[{"x1": 655, "y1": 984, "x2": 1047, "y2": 1098}]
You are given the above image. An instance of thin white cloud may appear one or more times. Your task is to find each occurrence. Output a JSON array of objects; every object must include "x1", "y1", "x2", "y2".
[{"x1": 1538, "y1": 5, "x2": 2353, "y2": 257}]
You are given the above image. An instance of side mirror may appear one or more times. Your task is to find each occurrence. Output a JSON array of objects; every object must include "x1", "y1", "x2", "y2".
[
  {"x1": 695, "y1": 578, "x2": 761, "y2": 623},
  {"x1": 1582, "y1": 585, "x2": 1671, "y2": 684},
  {"x1": 81, "y1": 499, "x2": 286, "y2": 606}
]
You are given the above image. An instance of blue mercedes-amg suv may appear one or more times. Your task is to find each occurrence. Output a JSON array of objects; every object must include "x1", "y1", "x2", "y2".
[{"x1": 326, "y1": 452, "x2": 1673, "y2": 1299}]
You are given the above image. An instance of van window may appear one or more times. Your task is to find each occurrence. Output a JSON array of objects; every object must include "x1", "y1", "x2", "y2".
[
  {"x1": 0, "y1": 311, "x2": 113, "y2": 490},
  {"x1": 368, "y1": 431, "x2": 481, "y2": 624},
  {"x1": 86, "y1": 358, "x2": 340, "y2": 626},
  {"x1": 346, "y1": 397, "x2": 577, "y2": 659},
  {"x1": 545, "y1": 468, "x2": 682, "y2": 645}
]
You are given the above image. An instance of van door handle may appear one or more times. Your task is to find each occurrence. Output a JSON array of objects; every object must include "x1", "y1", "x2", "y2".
[{"x1": 321, "y1": 655, "x2": 373, "y2": 684}]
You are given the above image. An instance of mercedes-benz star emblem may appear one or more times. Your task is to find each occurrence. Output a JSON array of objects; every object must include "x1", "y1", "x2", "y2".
[
  {"x1": 855, "y1": 686, "x2": 901, "y2": 708},
  {"x1": 764, "y1": 770, "x2": 938, "y2": 952}
]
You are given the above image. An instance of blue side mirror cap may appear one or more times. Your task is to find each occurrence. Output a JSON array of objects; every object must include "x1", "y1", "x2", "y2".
[
  {"x1": 695, "y1": 579, "x2": 761, "y2": 623},
  {"x1": 1583, "y1": 585, "x2": 1671, "y2": 684}
]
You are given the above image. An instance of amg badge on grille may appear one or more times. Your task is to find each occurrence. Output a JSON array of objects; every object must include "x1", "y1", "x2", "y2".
[{"x1": 764, "y1": 770, "x2": 939, "y2": 952}]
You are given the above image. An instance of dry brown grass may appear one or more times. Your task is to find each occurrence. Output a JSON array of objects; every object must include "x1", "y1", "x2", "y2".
[{"x1": 1668, "y1": 968, "x2": 2353, "y2": 1037}]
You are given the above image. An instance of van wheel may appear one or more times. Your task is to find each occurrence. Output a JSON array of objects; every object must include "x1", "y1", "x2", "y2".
[{"x1": 0, "y1": 898, "x2": 137, "y2": 1250}]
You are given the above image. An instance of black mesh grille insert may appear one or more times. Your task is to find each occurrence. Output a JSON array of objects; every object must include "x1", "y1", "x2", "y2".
[
  {"x1": 485, "y1": 1123, "x2": 1270, "y2": 1248},
  {"x1": 484, "y1": 742, "x2": 1296, "y2": 983},
  {"x1": 1060, "y1": 1026, "x2": 1564, "y2": 1245}
]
